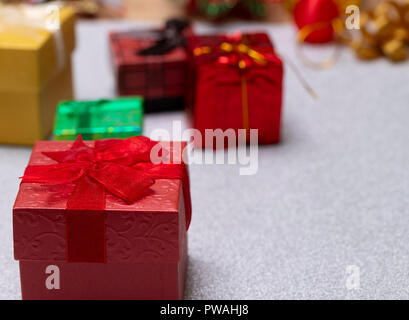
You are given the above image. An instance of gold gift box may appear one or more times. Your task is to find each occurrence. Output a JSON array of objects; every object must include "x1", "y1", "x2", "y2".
[{"x1": 0, "y1": 4, "x2": 76, "y2": 145}]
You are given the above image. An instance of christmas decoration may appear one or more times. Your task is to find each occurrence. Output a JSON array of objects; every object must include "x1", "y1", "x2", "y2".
[
  {"x1": 187, "y1": 0, "x2": 270, "y2": 20},
  {"x1": 54, "y1": 98, "x2": 143, "y2": 141},
  {"x1": 293, "y1": 0, "x2": 341, "y2": 43},
  {"x1": 284, "y1": 0, "x2": 360, "y2": 43}
]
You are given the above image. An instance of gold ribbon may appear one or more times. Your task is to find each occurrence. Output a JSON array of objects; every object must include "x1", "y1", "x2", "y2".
[{"x1": 284, "y1": 0, "x2": 360, "y2": 12}]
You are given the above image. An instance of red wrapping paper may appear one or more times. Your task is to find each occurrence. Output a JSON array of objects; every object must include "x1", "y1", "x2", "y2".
[
  {"x1": 187, "y1": 33, "x2": 284, "y2": 147},
  {"x1": 13, "y1": 138, "x2": 191, "y2": 300}
]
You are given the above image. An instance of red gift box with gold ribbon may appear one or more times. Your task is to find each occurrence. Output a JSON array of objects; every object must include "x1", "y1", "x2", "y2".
[
  {"x1": 13, "y1": 136, "x2": 191, "y2": 300},
  {"x1": 187, "y1": 32, "x2": 283, "y2": 147}
]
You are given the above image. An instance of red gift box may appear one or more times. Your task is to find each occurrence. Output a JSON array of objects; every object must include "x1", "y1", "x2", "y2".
[
  {"x1": 109, "y1": 20, "x2": 193, "y2": 112},
  {"x1": 186, "y1": 32, "x2": 283, "y2": 147},
  {"x1": 13, "y1": 136, "x2": 192, "y2": 300}
]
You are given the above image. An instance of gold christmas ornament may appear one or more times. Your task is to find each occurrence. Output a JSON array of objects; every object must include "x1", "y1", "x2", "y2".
[{"x1": 351, "y1": 0, "x2": 409, "y2": 62}]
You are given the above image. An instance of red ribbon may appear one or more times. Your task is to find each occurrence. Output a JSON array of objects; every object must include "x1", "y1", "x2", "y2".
[{"x1": 21, "y1": 135, "x2": 192, "y2": 263}]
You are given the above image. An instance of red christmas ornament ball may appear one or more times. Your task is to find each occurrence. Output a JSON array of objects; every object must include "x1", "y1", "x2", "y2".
[{"x1": 293, "y1": 0, "x2": 340, "y2": 43}]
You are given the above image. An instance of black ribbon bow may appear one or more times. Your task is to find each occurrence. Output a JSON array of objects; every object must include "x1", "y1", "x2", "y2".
[{"x1": 137, "y1": 19, "x2": 190, "y2": 56}]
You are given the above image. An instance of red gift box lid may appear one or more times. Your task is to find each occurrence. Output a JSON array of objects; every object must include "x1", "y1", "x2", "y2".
[{"x1": 13, "y1": 140, "x2": 190, "y2": 264}]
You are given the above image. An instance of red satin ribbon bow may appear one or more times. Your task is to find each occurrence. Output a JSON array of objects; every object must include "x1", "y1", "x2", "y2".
[{"x1": 21, "y1": 135, "x2": 192, "y2": 263}]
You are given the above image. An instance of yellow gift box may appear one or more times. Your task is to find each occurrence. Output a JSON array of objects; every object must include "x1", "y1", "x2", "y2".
[{"x1": 0, "y1": 4, "x2": 76, "y2": 145}]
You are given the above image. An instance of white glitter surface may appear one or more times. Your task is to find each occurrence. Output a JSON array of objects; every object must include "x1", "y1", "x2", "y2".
[{"x1": 1, "y1": 20, "x2": 409, "y2": 300}]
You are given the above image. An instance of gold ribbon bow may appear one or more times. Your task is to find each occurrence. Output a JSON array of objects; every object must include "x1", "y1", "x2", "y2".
[{"x1": 194, "y1": 38, "x2": 272, "y2": 139}]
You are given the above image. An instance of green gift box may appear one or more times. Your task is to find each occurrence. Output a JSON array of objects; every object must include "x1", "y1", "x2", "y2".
[{"x1": 54, "y1": 97, "x2": 143, "y2": 140}]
